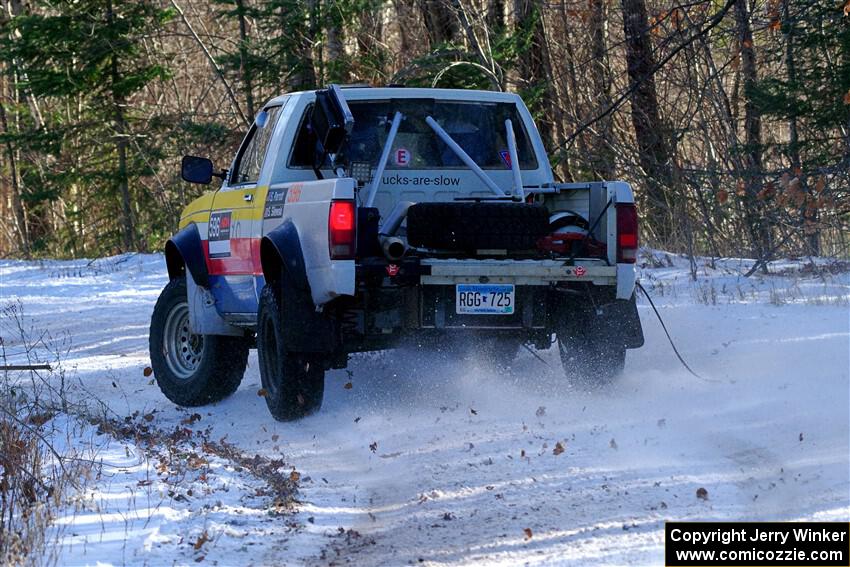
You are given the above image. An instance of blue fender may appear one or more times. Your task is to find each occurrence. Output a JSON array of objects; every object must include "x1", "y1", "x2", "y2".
[
  {"x1": 261, "y1": 221, "x2": 338, "y2": 354},
  {"x1": 165, "y1": 224, "x2": 209, "y2": 288},
  {"x1": 260, "y1": 220, "x2": 308, "y2": 291}
]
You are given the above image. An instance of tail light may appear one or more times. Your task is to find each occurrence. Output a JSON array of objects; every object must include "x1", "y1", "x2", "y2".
[
  {"x1": 616, "y1": 203, "x2": 638, "y2": 263},
  {"x1": 329, "y1": 200, "x2": 356, "y2": 259}
]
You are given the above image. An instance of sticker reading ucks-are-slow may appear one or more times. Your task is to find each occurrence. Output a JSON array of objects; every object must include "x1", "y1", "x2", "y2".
[{"x1": 394, "y1": 148, "x2": 411, "y2": 167}]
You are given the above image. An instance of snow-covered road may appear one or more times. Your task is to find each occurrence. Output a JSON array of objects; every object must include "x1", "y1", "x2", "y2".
[{"x1": 1, "y1": 252, "x2": 848, "y2": 566}]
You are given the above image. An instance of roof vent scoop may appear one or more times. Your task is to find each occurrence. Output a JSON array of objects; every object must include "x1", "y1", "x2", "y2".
[{"x1": 311, "y1": 84, "x2": 355, "y2": 178}]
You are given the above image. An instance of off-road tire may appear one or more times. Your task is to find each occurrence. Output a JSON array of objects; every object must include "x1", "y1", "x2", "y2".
[
  {"x1": 149, "y1": 277, "x2": 250, "y2": 406},
  {"x1": 406, "y1": 202, "x2": 549, "y2": 251},
  {"x1": 257, "y1": 276, "x2": 325, "y2": 421}
]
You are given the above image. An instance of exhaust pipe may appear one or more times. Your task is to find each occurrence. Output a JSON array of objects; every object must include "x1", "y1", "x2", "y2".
[
  {"x1": 378, "y1": 200, "x2": 414, "y2": 261},
  {"x1": 380, "y1": 201, "x2": 414, "y2": 236},
  {"x1": 380, "y1": 235, "x2": 407, "y2": 261}
]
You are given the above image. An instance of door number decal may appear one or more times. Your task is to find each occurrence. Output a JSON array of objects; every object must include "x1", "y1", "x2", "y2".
[{"x1": 208, "y1": 211, "x2": 232, "y2": 258}]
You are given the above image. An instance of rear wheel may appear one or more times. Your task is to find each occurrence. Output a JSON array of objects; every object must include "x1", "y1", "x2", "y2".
[
  {"x1": 257, "y1": 277, "x2": 325, "y2": 421},
  {"x1": 149, "y1": 277, "x2": 250, "y2": 406},
  {"x1": 557, "y1": 331, "x2": 625, "y2": 387},
  {"x1": 555, "y1": 307, "x2": 626, "y2": 388}
]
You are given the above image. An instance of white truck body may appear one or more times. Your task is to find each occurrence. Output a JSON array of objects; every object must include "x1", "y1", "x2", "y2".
[
  {"x1": 201, "y1": 88, "x2": 635, "y2": 307},
  {"x1": 155, "y1": 85, "x2": 646, "y2": 421}
]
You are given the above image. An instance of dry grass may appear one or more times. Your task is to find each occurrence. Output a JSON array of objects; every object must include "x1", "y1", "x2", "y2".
[{"x1": 0, "y1": 302, "x2": 88, "y2": 566}]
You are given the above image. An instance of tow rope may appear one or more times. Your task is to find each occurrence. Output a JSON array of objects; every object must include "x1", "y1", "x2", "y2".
[{"x1": 636, "y1": 281, "x2": 717, "y2": 383}]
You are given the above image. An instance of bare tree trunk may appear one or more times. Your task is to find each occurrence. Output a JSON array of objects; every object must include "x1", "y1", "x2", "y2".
[
  {"x1": 419, "y1": 0, "x2": 457, "y2": 48},
  {"x1": 356, "y1": 0, "x2": 382, "y2": 82},
  {"x1": 587, "y1": 0, "x2": 615, "y2": 180},
  {"x1": 325, "y1": 0, "x2": 347, "y2": 83},
  {"x1": 1, "y1": 0, "x2": 30, "y2": 256},
  {"x1": 107, "y1": 0, "x2": 134, "y2": 252},
  {"x1": 620, "y1": 0, "x2": 674, "y2": 245},
  {"x1": 506, "y1": 2, "x2": 560, "y2": 152},
  {"x1": 0, "y1": 79, "x2": 29, "y2": 257},
  {"x1": 486, "y1": 0, "x2": 504, "y2": 33},
  {"x1": 781, "y1": 0, "x2": 816, "y2": 255},
  {"x1": 235, "y1": 0, "x2": 255, "y2": 119},
  {"x1": 734, "y1": 0, "x2": 770, "y2": 267},
  {"x1": 285, "y1": 0, "x2": 317, "y2": 91}
]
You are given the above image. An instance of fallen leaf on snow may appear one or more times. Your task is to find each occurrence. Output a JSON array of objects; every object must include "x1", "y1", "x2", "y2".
[
  {"x1": 535, "y1": 406, "x2": 545, "y2": 417},
  {"x1": 181, "y1": 413, "x2": 202, "y2": 425},
  {"x1": 257, "y1": 388, "x2": 268, "y2": 398},
  {"x1": 553, "y1": 442, "x2": 565, "y2": 456},
  {"x1": 696, "y1": 487, "x2": 709, "y2": 500},
  {"x1": 193, "y1": 530, "x2": 210, "y2": 550},
  {"x1": 143, "y1": 366, "x2": 153, "y2": 377},
  {"x1": 290, "y1": 470, "x2": 301, "y2": 483},
  {"x1": 523, "y1": 527, "x2": 533, "y2": 540},
  {"x1": 344, "y1": 382, "x2": 353, "y2": 389}
]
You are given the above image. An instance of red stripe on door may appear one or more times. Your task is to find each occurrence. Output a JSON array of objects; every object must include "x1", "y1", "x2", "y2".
[{"x1": 203, "y1": 237, "x2": 262, "y2": 275}]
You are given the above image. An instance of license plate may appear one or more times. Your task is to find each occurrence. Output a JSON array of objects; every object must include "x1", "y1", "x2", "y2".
[{"x1": 456, "y1": 284, "x2": 515, "y2": 315}]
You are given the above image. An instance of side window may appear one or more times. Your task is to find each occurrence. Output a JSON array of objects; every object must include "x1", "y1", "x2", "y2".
[
  {"x1": 230, "y1": 106, "x2": 282, "y2": 185},
  {"x1": 289, "y1": 105, "x2": 315, "y2": 167}
]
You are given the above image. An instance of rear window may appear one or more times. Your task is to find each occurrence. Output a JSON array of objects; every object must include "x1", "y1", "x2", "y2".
[{"x1": 290, "y1": 99, "x2": 538, "y2": 170}]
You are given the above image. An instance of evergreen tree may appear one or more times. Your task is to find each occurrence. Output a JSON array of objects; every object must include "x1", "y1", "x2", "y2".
[
  {"x1": 753, "y1": 0, "x2": 850, "y2": 254},
  {"x1": 1, "y1": 0, "x2": 172, "y2": 253}
]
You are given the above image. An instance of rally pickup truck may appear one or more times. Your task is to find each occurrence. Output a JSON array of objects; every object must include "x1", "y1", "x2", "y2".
[{"x1": 149, "y1": 85, "x2": 644, "y2": 421}]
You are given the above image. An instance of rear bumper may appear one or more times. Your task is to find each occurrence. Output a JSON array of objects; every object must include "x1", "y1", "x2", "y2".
[
  {"x1": 420, "y1": 258, "x2": 634, "y2": 299},
  {"x1": 340, "y1": 256, "x2": 638, "y2": 352}
]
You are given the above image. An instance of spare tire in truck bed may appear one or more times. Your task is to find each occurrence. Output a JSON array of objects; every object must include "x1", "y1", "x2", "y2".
[{"x1": 406, "y1": 202, "x2": 550, "y2": 251}]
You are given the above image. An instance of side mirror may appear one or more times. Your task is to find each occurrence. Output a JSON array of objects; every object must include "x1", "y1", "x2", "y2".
[
  {"x1": 311, "y1": 84, "x2": 354, "y2": 156},
  {"x1": 181, "y1": 155, "x2": 214, "y2": 185}
]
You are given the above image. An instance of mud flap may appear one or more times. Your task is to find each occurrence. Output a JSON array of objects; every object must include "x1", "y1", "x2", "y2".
[
  {"x1": 279, "y1": 267, "x2": 337, "y2": 355},
  {"x1": 594, "y1": 293, "x2": 644, "y2": 349}
]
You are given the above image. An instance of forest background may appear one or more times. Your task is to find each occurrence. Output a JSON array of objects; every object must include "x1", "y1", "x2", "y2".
[{"x1": 0, "y1": 0, "x2": 847, "y2": 266}]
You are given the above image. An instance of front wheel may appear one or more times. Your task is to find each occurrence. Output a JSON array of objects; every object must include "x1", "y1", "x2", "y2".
[
  {"x1": 149, "y1": 277, "x2": 250, "y2": 406},
  {"x1": 256, "y1": 281, "x2": 325, "y2": 421}
]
